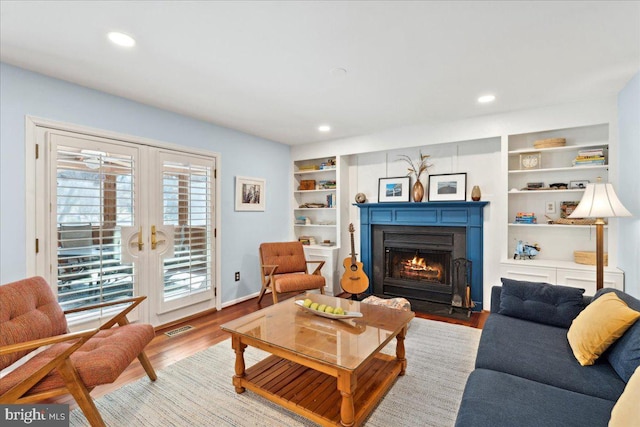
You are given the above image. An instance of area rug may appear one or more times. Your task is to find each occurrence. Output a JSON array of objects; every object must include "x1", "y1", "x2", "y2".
[{"x1": 70, "y1": 318, "x2": 481, "y2": 426}]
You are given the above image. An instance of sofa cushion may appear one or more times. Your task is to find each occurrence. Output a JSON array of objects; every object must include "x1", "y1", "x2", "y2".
[
  {"x1": 476, "y1": 313, "x2": 626, "y2": 401},
  {"x1": 567, "y1": 292, "x2": 640, "y2": 366},
  {"x1": 455, "y1": 368, "x2": 616, "y2": 427},
  {"x1": 609, "y1": 366, "x2": 640, "y2": 426},
  {"x1": 498, "y1": 278, "x2": 585, "y2": 328},
  {"x1": 596, "y1": 289, "x2": 640, "y2": 383}
]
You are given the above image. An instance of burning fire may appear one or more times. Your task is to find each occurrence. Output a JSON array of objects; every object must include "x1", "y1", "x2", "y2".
[{"x1": 405, "y1": 255, "x2": 438, "y2": 273}]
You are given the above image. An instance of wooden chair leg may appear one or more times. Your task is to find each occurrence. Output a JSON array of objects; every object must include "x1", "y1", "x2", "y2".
[
  {"x1": 257, "y1": 283, "x2": 268, "y2": 304},
  {"x1": 271, "y1": 288, "x2": 279, "y2": 304},
  {"x1": 57, "y1": 359, "x2": 105, "y2": 427},
  {"x1": 137, "y1": 351, "x2": 157, "y2": 381}
]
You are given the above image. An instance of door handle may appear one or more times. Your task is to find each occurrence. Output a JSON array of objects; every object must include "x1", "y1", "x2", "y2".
[
  {"x1": 151, "y1": 225, "x2": 157, "y2": 250},
  {"x1": 151, "y1": 225, "x2": 166, "y2": 250},
  {"x1": 137, "y1": 226, "x2": 144, "y2": 251}
]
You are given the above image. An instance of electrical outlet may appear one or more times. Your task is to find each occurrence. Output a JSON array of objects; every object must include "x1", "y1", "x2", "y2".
[{"x1": 235, "y1": 272, "x2": 240, "y2": 281}]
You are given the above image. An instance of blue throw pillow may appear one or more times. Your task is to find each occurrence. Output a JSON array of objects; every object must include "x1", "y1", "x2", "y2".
[
  {"x1": 596, "y1": 289, "x2": 640, "y2": 383},
  {"x1": 498, "y1": 278, "x2": 585, "y2": 328}
]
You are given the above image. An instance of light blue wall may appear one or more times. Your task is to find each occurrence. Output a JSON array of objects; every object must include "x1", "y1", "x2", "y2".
[
  {"x1": 0, "y1": 62, "x2": 291, "y2": 303},
  {"x1": 617, "y1": 71, "x2": 640, "y2": 298}
]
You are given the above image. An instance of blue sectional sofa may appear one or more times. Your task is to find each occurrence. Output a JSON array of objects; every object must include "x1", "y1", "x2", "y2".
[{"x1": 455, "y1": 280, "x2": 640, "y2": 427}]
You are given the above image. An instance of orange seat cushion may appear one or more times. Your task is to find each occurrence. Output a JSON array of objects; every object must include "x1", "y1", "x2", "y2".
[
  {"x1": 0, "y1": 323, "x2": 155, "y2": 395},
  {"x1": 273, "y1": 273, "x2": 325, "y2": 293}
]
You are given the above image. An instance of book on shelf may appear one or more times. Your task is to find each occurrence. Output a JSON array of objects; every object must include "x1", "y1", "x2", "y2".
[
  {"x1": 577, "y1": 148, "x2": 605, "y2": 157},
  {"x1": 326, "y1": 193, "x2": 334, "y2": 208},
  {"x1": 515, "y1": 212, "x2": 537, "y2": 224},
  {"x1": 298, "y1": 235, "x2": 317, "y2": 245},
  {"x1": 574, "y1": 155, "x2": 605, "y2": 160},
  {"x1": 572, "y1": 159, "x2": 605, "y2": 166},
  {"x1": 318, "y1": 180, "x2": 336, "y2": 189}
]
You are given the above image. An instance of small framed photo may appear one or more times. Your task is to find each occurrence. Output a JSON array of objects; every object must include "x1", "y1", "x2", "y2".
[
  {"x1": 428, "y1": 173, "x2": 467, "y2": 202},
  {"x1": 569, "y1": 180, "x2": 589, "y2": 189},
  {"x1": 378, "y1": 176, "x2": 410, "y2": 202},
  {"x1": 235, "y1": 176, "x2": 266, "y2": 211},
  {"x1": 560, "y1": 201, "x2": 580, "y2": 218}
]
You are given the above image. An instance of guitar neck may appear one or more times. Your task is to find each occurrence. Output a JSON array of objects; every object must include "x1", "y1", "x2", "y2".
[{"x1": 350, "y1": 232, "x2": 356, "y2": 264}]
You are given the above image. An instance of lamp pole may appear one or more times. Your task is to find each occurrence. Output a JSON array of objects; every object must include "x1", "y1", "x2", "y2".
[{"x1": 595, "y1": 217, "x2": 605, "y2": 290}]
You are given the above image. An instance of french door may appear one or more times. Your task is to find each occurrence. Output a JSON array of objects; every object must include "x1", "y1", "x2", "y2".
[{"x1": 35, "y1": 126, "x2": 217, "y2": 327}]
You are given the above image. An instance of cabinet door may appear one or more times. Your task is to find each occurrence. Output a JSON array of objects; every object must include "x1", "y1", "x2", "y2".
[
  {"x1": 499, "y1": 263, "x2": 556, "y2": 283},
  {"x1": 556, "y1": 269, "x2": 624, "y2": 295}
]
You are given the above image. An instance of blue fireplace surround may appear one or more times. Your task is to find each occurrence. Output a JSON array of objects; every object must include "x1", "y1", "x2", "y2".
[{"x1": 356, "y1": 201, "x2": 489, "y2": 311}]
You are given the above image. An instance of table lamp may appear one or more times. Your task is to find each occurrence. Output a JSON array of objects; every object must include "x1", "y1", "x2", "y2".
[{"x1": 569, "y1": 178, "x2": 632, "y2": 290}]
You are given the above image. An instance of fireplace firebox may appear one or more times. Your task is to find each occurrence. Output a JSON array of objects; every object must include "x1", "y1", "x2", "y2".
[{"x1": 372, "y1": 225, "x2": 466, "y2": 309}]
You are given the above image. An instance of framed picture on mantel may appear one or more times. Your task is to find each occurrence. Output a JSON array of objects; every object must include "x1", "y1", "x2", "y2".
[
  {"x1": 428, "y1": 173, "x2": 467, "y2": 201},
  {"x1": 378, "y1": 176, "x2": 410, "y2": 202}
]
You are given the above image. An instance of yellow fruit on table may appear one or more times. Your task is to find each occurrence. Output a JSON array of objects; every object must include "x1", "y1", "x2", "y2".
[
  {"x1": 310, "y1": 302, "x2": 319, "y2": 311},
  {"x1": 334, "y1": 307, "x2": 345, "y2": 315},
  {"x1": 324, "y1": 306, "x2": 334, "y2": 314},
  {"x1": 317, "y1": 304, "x2": 327, "y2": 312},
  {"x1": 302, "y1": 298, "x2": 313, "y2": 308}
]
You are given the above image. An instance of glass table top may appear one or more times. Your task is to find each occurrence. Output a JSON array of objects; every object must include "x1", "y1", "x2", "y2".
[{"x1": 221, "y1": 293, "x2": 414, "y2": 370}]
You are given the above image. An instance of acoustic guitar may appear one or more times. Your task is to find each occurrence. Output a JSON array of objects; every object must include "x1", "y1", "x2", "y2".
[{"x1": 340, "y1": 223, "x2": 369, "y2": 295}]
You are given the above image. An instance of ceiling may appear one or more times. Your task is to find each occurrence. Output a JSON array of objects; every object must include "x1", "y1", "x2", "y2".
[{"x1": 1, "y1": 1, "x2": 639, "y2": 146}]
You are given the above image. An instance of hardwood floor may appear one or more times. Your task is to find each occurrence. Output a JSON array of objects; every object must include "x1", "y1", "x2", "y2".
[{"x1": 53, "y1": 292, "x2": 488, "y2": 410}]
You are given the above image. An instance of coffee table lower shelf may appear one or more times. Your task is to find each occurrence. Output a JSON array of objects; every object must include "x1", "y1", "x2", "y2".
[{"x1": 238, "y1": 353, "x2": 403, "y2": 427}]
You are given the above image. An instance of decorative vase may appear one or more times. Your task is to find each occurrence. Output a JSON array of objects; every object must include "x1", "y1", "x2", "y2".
[
  {"x1": 413, "y1": 180, "x2": 424, "y2": 202},
  {"x1": 471, "y1": 185, "x2": 481, "y2": 201}
]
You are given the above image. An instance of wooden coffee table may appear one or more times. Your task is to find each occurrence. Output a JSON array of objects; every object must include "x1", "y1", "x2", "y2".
[{"x1": 221, "y1": 293, "x2": 414, "y2": 426}]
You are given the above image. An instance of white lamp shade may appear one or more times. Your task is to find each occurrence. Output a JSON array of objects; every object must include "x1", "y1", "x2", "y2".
[{"x1": 569, "y1": 182, "x2": 632, "y2": 218}]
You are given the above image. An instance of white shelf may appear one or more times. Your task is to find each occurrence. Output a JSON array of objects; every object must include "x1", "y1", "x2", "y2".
[
  {"x1": 508, "y1": 223, "x2": 606, "y2": 229},
  {"x1": 509, "y1": 165, "x2": 608, "y2": 174},
  {"x1": 508, "y1": 142, "x2": 608, "y2": 155},
  {"x1": 294, "y1": 189, "x2": 336, "y2": 194},
  {"x1": 294, "y1": 168, "x2": 336, "y2": 175},
  {"x1": 302, "y1": 244, "x2": 338, "y2": 249},
  {"x1": 508, "y1": 189, "x2": 585, "y2": 194},
  {"x1": 294, "y1": 224, "x2": 336, "y2": 228},
  {"x1": 294, "y1": 207, "x2": 336, "y2": 210}
]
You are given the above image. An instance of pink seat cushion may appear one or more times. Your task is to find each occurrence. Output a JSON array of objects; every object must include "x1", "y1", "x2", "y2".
[
  {"x1": 273, "y1": 273, "x2": 325, "y2": 293},
  {"x1": 0, "y1": 323, "x2": 155, "y2": 395}
]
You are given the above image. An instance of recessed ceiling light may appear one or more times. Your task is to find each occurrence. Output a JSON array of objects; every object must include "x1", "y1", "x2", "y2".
[
  {"x1": 478, "y1": 94, "x2": 496, "y2": 103},
  {"x1": 318, "y1": 125, "x2": 331, "y2": 132},
  {"x1": 107, "y1": 32, "x2": 136, "y2": 48}
]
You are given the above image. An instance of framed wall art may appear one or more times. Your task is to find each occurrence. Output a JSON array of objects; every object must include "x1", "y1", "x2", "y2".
[
  {"x1": 235, "y1": 176, "x2": 266, "y2": 211},
  {"x1": 378, "y1": 176, "x2": 410, "y2": 202},
  {"x1": 428, "y1": 173, "x2": 467, "y2": 201}
]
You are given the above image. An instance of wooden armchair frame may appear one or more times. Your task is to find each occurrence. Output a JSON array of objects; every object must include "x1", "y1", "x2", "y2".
[{"x1": 0, "y1": 296, "x2": 157, "y2": 427}]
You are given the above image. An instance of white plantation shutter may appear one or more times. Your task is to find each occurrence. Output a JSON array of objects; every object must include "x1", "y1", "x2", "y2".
[
  {"x1": 161, "y1": 160, "x2": 213, "y2": 302},
  {"x1": 56, "y1": 145, "x2": 135, "y2": 312}
]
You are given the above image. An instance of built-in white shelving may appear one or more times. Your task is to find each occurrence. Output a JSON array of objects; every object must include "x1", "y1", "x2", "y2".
[
  {"x1": 292, "y1": 156, "x2": 345, "y2": 296},
  {"x1": 502, "y1": 123, "x2": 623, "y2": 293}
]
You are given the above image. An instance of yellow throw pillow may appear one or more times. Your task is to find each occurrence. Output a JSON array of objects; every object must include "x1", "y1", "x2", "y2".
[
  {"x1": 609, "y1": 366, "x2": 640, "y2": 427},
  {"x1": 567, "y1": 292, "x2": 640, "y2": 366}
]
